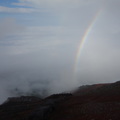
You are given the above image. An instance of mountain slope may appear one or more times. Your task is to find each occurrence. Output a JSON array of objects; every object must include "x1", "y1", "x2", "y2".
[{"x1": 1, "y1": 81, "x2": 120, "y2": 120}]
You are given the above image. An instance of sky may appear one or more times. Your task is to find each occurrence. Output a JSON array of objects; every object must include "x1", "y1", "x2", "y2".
[{"x1": 0, "y1": 0, "x2": 120, "y2": 103}]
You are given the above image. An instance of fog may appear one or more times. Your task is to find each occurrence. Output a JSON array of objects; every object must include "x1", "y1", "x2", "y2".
[{"x1": 0, "y1": 0, "x2": 120, "y2": 103}]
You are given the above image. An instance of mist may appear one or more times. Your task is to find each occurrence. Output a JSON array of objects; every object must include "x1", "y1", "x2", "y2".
[{"x1": 0, "y1": 0, "x2": 120, "y2": 104}]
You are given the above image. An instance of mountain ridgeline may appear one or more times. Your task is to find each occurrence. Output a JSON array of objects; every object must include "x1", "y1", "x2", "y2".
[{"x1": 1, "y1": 81, "x2": 120, "y2": 120}]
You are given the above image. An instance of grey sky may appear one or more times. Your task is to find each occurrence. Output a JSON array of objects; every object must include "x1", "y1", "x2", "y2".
[{"x1": 0, "y1": 0, "x2": 120, "y2": 103}]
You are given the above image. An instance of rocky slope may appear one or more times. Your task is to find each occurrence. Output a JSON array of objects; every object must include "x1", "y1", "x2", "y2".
[{"x1": 1, "y1": 81, "x2": 120, "y2": 120}]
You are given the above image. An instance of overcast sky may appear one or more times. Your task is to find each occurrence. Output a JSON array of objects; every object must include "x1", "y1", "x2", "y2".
[{"x1": 0, "y1": 0, "x2": 120, "y2": 103}]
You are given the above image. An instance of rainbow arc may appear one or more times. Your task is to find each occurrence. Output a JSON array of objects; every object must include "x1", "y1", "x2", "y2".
[{"x1": 74, "y1": 9, "x2": 103, "y2": 80}]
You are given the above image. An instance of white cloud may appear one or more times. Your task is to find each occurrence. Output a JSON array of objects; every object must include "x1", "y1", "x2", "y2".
[
  {"x1": 0, "y1": 6, "x2": 39, "y2": 13},
  {"x1": 19, "y1": 0, "x2": 120, "y2": 14},
  {"x1": 11, "y1": 2, "x2": 32, "y2": 7},
  {"x1": 20, "y1": 0, "x2": 80, "y2": 6},
  {"x1": 0, "y1": 17, "x2": 79, "y2": 55},
  {"x1": 19, "y1": 0, "x2": 106, "y2": 9},
  {"x1": 0, "y1": 18, "x2": 25, "y2": 38}
]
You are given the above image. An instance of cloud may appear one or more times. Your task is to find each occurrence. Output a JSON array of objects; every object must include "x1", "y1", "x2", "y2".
[
  {"x1": 76, "y1": 33, "x2": 120, "y2": 84},
  {"x1": 11, "y1": 2, "x2": 32, "y2": 7},
  {"x1": 0, "y1": 18, "x2": 25, "y2": 41},
  {"x1": 0, "y1": 18, "x2": 26, "y2": 56},
  {"x1": 0, "y1": 6, "x2": 39, "y2": 13},
  {"x1": 0, "y1": 18, "x2": 24, "y2": 35},
  {"x1": 1, "y1": 0, "x2": 120, "y2": 104},
  {"x1": 0, "y1": 17, "x2": 80, "y2": 104},
  {"x1": 19, "y1": 0, "x2": 106, "y2": 10},
  {"x1": 20, "y1": 0, "x2": 81, "y2": 6}
]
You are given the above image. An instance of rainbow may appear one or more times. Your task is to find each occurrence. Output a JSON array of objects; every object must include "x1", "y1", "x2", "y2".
[{"x1": 74, "y1": 9, "x2": 103, "y2": 80}]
